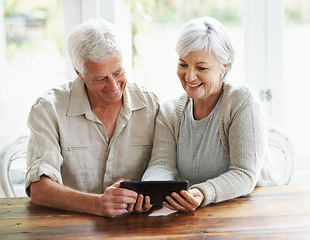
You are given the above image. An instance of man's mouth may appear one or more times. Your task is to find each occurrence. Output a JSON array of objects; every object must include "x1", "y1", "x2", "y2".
[{"x1": 105, "y1": 89, "x2": 118, "y2": 95}]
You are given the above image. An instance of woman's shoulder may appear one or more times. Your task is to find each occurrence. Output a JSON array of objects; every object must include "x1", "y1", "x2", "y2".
[
  {"x1": 154, "y1": 93, "x2": 189, "y2": 131},
  {"x1": 223, "y1": 82, "x2": 261, "y2": 106},
  {"x1": 160, "y1": 93, "x2": 188, "y2": 114}
]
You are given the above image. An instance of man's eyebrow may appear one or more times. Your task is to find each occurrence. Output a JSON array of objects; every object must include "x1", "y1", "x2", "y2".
[
  {"x1": 93, "y1": 67, "x2": 123, "y2": 79},
  {"x1": 114, "y1": 68, "x2": 123, "y2": 73}
]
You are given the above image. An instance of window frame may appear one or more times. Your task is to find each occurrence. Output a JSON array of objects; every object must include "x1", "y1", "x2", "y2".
[{"x1": 62, "y1": 0, "x2": 284, "y2": 125}]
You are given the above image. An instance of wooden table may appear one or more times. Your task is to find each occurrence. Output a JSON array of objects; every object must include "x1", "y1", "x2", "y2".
[{"x1": 1, "y1": 185, "x2": 310, "y2": 239}]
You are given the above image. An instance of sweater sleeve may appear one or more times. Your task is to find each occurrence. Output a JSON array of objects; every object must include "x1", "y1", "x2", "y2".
[
  {"x1": 141, "y1": 99, "x2": 182, "y2": 181},
  {"x1": 191, "y1": 87, "x2": 268, "y2": 207}
]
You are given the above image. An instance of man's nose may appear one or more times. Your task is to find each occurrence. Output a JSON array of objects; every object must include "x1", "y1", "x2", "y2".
[{"x1": 107, "y1": 75, "x2": 118, "y2": 90}]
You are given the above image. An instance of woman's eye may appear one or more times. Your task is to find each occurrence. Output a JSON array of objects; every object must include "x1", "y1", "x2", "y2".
[
  {"x1": 179, "y1": 64, "x2": 187, "y2": 68},
  {"x1": 197, "y1": 67, "x2": 207, "y2": 71}
]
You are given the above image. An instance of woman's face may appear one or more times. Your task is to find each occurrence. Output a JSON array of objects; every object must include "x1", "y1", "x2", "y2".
[{"x1": 177, "y1": 50, "x2": 226, "y2": 102}]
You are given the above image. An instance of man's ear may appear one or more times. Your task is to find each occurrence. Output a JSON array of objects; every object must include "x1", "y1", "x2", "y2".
[{"x1": 74, "y1": 68, "x2": 83, "y2": 80}]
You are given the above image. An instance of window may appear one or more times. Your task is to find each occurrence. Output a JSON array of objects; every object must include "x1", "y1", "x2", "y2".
[
  {"x1": 0, "y1": 0, "x2": 65, "y2": 196},
  {"x1": 1, "y1": 0, "x2": 309, "y2": 192},
  {"x1": 0, "y1": 0, "x2": 65, "y2": 146},
  {"x1": 131, "y1": 0, "x2": 244, "y2": 101},
  {"x1": 283, "y1": 0, "x2": 310, "y2": 183}
]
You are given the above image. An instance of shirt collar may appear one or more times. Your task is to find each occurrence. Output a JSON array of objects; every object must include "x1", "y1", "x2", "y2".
[
  {"x1": 67, "y1": 79, "x2": 146, "y2": 117},
  {"x1": 123, "y1": 82, "x2": 147, "y2": 112},
  {"x1": 67, "y1": 77, "x2": 91, "y2": 117}
]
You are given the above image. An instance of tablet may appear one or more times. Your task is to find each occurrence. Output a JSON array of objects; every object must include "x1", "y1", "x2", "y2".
[{"x1": 120, "y1": 180, "x2": 189, "y2": 205}]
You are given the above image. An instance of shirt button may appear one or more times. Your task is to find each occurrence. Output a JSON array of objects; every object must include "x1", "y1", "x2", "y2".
[{"x1": 36, "y1": 154, "x2": 42, "y2": 159}]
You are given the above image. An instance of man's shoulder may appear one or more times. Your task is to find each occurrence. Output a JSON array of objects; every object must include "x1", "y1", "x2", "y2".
[
  {"x1": 126, "y1": 81, "x2": 159, "y2": 105},
  {"x1": 32, "y1": 80, "x2": 74, "y2": 108}
]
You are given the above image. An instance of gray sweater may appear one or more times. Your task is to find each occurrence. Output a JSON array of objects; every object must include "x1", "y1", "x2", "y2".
[{"x1": 142, "y1": 83, "x2": 280, "y2": 206}]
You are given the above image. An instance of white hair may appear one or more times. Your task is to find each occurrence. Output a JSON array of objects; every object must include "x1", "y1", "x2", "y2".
[
  {"x1": 175, "y1": 16, "x2": 234, "y2": 81},
  {"x1": 67, "y1": 18, "x2": 122, "y2": 75}
]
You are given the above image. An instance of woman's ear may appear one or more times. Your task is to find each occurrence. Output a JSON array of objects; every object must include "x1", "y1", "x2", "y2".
[{"x1": 220, "y1": 62, "x2": 229, "y2": 78}]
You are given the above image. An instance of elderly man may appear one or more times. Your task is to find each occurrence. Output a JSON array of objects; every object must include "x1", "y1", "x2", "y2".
[{"x1": 25, "y1": 19, "x2": 159, "y2": 217}]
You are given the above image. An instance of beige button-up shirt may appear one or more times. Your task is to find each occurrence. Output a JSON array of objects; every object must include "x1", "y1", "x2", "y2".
[{"x1": 25, "y1": 78, "x2": 159, "y2": 195}]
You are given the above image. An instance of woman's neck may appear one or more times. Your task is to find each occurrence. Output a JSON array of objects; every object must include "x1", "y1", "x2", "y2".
[{"x1": 193, "y1": 90, "x2": 222, "y2": 120}]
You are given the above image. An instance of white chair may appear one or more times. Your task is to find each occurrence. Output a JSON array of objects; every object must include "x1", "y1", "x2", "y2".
[
  {"x1": 0, "y1": 134, "x2": 29, "y2": 197},
  {"x1": 268, "y1": 125, "x2": 295, "y2": 185}
]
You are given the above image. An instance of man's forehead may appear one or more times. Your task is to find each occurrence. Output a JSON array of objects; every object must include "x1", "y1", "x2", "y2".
[{"x1": 85, "y1": 56, "x2": 123, "y2": 74}]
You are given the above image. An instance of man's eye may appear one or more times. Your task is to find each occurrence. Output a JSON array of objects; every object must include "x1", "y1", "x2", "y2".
[
  {"x1": 113, "y1": 72, "x2": 121, "y2": 76},
  {"x1": 94, "y1": 78, "x2": 106, "y2": 83}
]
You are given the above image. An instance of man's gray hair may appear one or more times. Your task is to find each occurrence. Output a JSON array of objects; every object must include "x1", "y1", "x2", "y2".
[
  {"x1": 175, "y1": 16, "x2": 234, "y2": 81},
  {"x1": 67, "y1": 18, "x2": 122, "y2": 75}
]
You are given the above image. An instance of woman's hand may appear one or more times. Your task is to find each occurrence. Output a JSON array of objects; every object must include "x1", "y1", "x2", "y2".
[
  {"x1": 127, "y1": 194, "x2": 153, "y2": 213},
  {"x1": 163, "y1": 188, "x2": 204, "y2": 212}
]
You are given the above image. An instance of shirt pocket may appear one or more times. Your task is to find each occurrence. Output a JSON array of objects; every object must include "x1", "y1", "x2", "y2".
[
  {"x1": 63, "y1": 145, "x2": 91, "y2": 169},
  {"x1": 62, "y1": 146, "x2": 97, "y2": 190}
]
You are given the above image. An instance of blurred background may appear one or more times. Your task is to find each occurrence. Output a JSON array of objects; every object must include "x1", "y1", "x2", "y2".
[{"x1": 0, "y1": 0, "x2": 309, "y2": 196}]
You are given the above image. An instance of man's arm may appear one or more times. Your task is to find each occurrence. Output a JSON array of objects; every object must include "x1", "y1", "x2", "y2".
[{"x1": 30, "y1": 176, "x2": 138, "y2": 217}]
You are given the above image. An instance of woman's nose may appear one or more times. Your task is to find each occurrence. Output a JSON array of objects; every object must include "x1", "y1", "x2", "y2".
[{"x1": 186, "y1": 68, "x2": 197, "y2": 82}]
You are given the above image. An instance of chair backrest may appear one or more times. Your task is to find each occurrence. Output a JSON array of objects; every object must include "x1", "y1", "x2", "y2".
[
  {"x1": 268, "y1": 125, "x2": 295, "y2": 185},
  {"x1": 0, "y1": 134, "x2": 29, "y2": 197}
]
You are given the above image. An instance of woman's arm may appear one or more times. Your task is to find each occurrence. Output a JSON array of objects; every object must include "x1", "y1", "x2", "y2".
[
  {"x1": 141, "y1": 105, "x2": 181, "y2": 181},
  {"x1": 192, "y1": 92, "x2": 268, "y2": 206}
]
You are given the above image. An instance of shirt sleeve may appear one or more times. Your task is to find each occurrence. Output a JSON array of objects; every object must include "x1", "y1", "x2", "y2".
[{"x1": 25, "y1": 98, "x2": 64, "y2": 196}]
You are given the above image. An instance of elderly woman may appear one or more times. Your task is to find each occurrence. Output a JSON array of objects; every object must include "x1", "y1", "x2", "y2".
[
  {"x1": 26, "y1": 19, "x2": 159, "y2": 217},
  {"x1": 140, "y1": 16, "x2": 280, "y2": 212}
]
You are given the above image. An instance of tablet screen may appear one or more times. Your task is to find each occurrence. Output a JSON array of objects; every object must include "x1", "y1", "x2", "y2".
[{"x1": 120, "y1": 180, "x2": 189, "y2": 205}]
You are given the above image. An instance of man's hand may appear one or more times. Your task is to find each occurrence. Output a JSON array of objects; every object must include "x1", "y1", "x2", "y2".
[
  {"x1": 96, "y1": 179, "x2": 138, "y2": 217},
  {"x1": 163, "y1": 188, "x2": 204, "y2": 212},
  {"x1": 126, "y1": 194, "x2": 153, "y2": 213},
  {"x1": 30, "y1": 177, "x2": 140, "y2": 218}
]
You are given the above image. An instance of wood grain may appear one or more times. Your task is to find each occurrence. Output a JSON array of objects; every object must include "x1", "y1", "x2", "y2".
[{"x1": 1, "y1": 185, "x2": 310, "y2": 239}]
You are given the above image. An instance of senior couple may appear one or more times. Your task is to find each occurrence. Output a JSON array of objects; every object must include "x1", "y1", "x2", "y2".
[{"x1": 25, "y1": 17, "x2": 280, "y2": 217}]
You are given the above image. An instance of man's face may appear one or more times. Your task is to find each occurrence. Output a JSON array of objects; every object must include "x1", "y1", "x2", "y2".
[{"x1": 78, "y1": 53, "x2": 127, "y2": 106}]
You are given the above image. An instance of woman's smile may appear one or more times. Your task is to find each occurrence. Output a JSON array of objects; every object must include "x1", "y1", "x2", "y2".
[{"x1": 187, "y1": 82, "x2": 203, "y2": 88}]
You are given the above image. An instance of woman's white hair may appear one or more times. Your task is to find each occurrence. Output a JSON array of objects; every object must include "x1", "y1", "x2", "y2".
[
  {"x1": 67, "y1": 18, "x2": 122, "y2": 75},
  {"x1": 175, "y1": 16, "x2": 234, "y2": 81}
]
